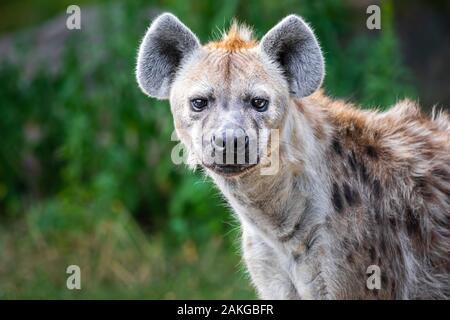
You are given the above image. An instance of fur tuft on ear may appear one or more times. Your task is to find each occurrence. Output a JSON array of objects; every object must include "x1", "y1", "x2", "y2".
[
  {"x1": 260, "y1": 15, "x2": 325, "y2": 98},
  {"x1": 136, "y1": 13, "x2": 200, "y2": 99}
]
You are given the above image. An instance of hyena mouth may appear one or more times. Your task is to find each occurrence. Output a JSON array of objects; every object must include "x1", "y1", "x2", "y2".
[{"x1": 203, "y1": 163, "x2": 257, "y2": 177}]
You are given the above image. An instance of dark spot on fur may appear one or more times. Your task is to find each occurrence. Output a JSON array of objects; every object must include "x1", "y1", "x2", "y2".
[
  {"x1": 389, "y1": 217, "x2": 397, "y2": 230},
  {"x1": 390, "y1": 280, "x2": 397, "y2": 298},
  {"x1": 331, "y1": 183, "x2": 344, "y2": 213},
  {"x1": 343, "y1": 183, "x2": 360, "y2": 206},
  {"x1": 374, "y1": 209, "x2": 382, "y2": 225},
  {"x1": 366, "y1": 145, "x2": 378, "y2": 159},
  {"x1": 380, "y1": 237, "x2": 387, "y2": 255},
  {"x1": 414, "y1": 176, "x2": 426, "y2": 189},
  {"x1": 346, "y1": 253, "x2": 354, "y2": 264},
  {"x1": 348, "y1": 151, "x2": 357, "y2": 172},
  {"x1": 359, "y1": 162, "x2": 369, "y2": 183},
  {"x1": 373, "y1": 179, "x2": 382, "y2": 199},
  {"x1": 405, "y1": 206, "x2": 421, "y2": 240},
  {"x1": 369, "y1": 246, "x2": 377, "y2": 262},
  {"x1": 381, "y1": 272, "x2": 388, "y2": 287},
  {"x1": 431, "y1": 167, "x2": 449, "y2": 180},
  {"x1": 332, "y1": 138, "x2": 343, "y2": 156},
  {"x1": 413, "y1": 175, "x2": 434, "y2": 201}
]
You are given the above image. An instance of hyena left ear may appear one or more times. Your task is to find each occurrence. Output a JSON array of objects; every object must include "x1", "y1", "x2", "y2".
[
  {"x1": 260, "y1": 15, "x2": 325, "y2": 98},
  {"x1": 136, "y1": 13, "x2": 201, "y2": 99}
]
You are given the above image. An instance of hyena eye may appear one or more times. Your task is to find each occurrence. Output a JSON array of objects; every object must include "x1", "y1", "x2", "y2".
[
  {"x1": 190, "y1": 98, "x2": 208, "y2": 112},
  {"x1": 251, "y1": 98, "x2": 269, "y2": 112}
]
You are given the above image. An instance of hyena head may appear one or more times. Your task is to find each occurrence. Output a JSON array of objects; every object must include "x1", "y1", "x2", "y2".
[{"x1": 136, "y1": 13, "x2": 324, "y2": 177}]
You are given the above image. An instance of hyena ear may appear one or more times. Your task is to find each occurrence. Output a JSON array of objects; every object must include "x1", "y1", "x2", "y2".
[
  {"x1": 136, "y1": 13, "x2": 201, "y2": 99},
  {"x1": 260, "y1": 15, "x2": 324, "y2": 98}
]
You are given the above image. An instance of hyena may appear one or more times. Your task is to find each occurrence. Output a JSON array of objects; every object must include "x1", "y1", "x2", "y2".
[{"x1": 136, "y1": 13, "x2": 450, "y2": 299}]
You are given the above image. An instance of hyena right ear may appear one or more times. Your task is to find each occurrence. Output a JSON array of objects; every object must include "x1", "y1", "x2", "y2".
[
  {"x1": 136, "y1": 13, "x2": 201, "y2": 99},
  {"x1": 260, "y1": 15, "x2": 325, "y2": 98}
]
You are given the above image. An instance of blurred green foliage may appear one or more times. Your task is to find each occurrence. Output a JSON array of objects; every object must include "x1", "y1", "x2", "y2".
[{"x1": 0, "y1": 0, "x2": 415, "y2": 298}]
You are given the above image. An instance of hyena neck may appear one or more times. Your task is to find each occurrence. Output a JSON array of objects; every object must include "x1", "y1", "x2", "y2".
[{"x1": 210, "y1": 95, "x2": 332, "y2": 245}]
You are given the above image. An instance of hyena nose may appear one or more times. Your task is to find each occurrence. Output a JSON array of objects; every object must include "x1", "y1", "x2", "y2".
[{"x1": 211, "y1": 128, "x2": 249, "y2": 155}]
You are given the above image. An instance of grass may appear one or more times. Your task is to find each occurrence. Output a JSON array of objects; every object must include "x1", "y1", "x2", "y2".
[{"x1": 0, "y1": 194, "x2": 255, "y2": 299}]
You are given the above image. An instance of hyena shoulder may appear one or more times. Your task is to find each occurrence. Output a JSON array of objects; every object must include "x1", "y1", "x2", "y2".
[
  {"x1": 306, "y1": 92, "x2": 450, "y2": 298},
  {"x1": 309, "y1": 91, "x2": 450, "y2": 219},
  {"x1": 305, "y1": 91, "x2": 450, "y2": 170}
]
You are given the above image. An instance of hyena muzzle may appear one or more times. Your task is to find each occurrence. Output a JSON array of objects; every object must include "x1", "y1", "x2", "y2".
[{"x1": 136, "y1": 13, "x2": 450, "y2": 299}]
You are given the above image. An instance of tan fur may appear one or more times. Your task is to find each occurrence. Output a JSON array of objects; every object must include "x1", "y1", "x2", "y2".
[{"x1": 206, "y1": 22, "x2": 258, "y2": 51}]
